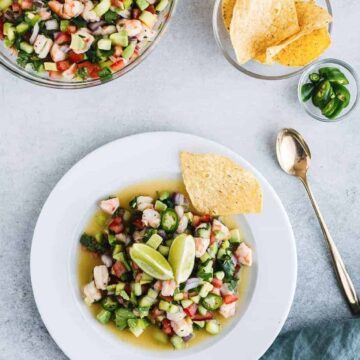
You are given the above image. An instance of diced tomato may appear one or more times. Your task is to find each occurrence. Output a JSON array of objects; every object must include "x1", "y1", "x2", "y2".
[
  {"x1": 146, "y1": 4, "x2": 155, "y2": 13},
  {"x1": 0, "y1": 20, "x2": 4, "y2": 40},
  {"x1": 108, "y1": 217, "x2": 124, "y2": 234},
  {"x1": 56, "y1": 60, "x2": 70, "y2": 71},
  {"x1": 223, "y1": 294, "x2": 238, "y2": 304},
  {"x1": 55, "y1": 32, "x2": 71, "y2": 45},
  {"x1": 184, "y1": 303, "x2": 198, "y2": 317},
  {"x1": 132, "y1": 218, "x2": 144, "y2": 230},
  {"x1": 191, "y1": 312, "x2": 214, "y2": 321},
  {"x1": 200, "y1": 214, "x2": 212, "y2": 223},
  {"x1": 192, "y1": 215, "x2": 201, "y2": 227},
  {"x1": 112, "y1": 261, "x2": 126, "y2": 278},
  {"x1": 210, "y1": 233, "x2": 216, "y2": 245},
  {"x1": 11, "y1": 2, "x2": 21, "y2": 11},
  {"x1": 111, "y1": 0, "x2": 123, "y2": 7},
  {"x1": 132, "y1": 8, "x2": 140, "y2": 19},
  {"x1": 68, "y1": 51, "x2": 84, "y2": 64},
  {"x1": 77, "y1": 61, "x2": 100, "y2": 78},
  {"x1": 48, "y1": 71, "x2": 61, "y2": 79},
  {"x1": 151, "y1": 308, "x2": 163, "y2": 318},
  {"x1": 21, "y1": 0, "x2": 33, "y2": 9},
  {"x1": 67, "y1": 25, "x2": 77, "y2": 33},
  {"x1": 162, "y1": 319, "x2": 173, "y2": 335},
  {"x1": 212, "y1": 278, "x2": 223, "y2": 288},
  {"x1": 160, "y1": 295, "x2": 173, "y2": 302},
  {"x1": 110, "y1": 59, "x2": 125, "y2": 72}
]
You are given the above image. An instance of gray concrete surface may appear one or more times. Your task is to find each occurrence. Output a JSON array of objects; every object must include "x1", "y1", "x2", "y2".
[{"x1": 0, "y1": 0, "x2": 360, "y2": 359}]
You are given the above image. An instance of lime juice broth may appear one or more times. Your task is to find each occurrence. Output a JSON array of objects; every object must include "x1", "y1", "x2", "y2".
[{"x1": 78, "y1": 179, "x2": 250, "y2": 351}]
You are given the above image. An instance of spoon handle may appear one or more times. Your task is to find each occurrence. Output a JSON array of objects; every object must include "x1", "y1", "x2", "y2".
[{"x1": 300, "y1": 176, "x2": 360, "y2": 314}]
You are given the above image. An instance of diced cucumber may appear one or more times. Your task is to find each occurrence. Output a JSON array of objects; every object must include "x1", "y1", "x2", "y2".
[
  {"x1": 193, "y1": 320, "x2": 205, "y2": 328},
  {"x1": 139, "y1": 295, "x2": 155, "y2": 307},
  {"x1": 108, "y1": 233, "x2": 116, "y2": 246},
  {"x1": 133, "y1": 282, "x2": 142, "y2": 296},
  {"x1": 159, "y1": 300, "x2": 170, "y2": 311},
  {"x1": 115, "y1": 282, "x2": 125, "y2": 295},
  {"x1": 128, "y1": 318, "x2": 149, "y2": 337},
  {"x1": 106, "y1": 284, "x2": 116, "y2": 293},
  {"x1": 4, "y1": 24, "x2": 15, "y2": 42},
  {"x1": 174, "y1": 292, "x2": 184, "y2": 301},
  {"x1": 129, "y1": 291, "x2": 138, "y2": 305},
  {"x1": 181, "y1": 299, "x2": 193, "y2": 308},
  {"x1": 215, "y1": 231, "x2": 227, "y2": 241},
  {"x1": 168, "y1": 304, "x2": 179, "y2": 314},
  {"x1": 94, "y1": 0, "x2": 111, "y2": 17},
  {"x1": 205, "y1": 320, "x2": 221, "y2": 335},
  {"x1": 70, "y1": 33, "x2": 86, "y2": 52},
  {"x1": 139, "y1": 10, "x2": 157, "y2": 28},
  {"x1": 44, "y1": 62, "x2": 57, "y2": 71},
  {"x1": 122, "y1": 42, "x2": 136, "y2": 59},
  {"x1": 60, "y1": 20, "x2": 70, "y2": 32},
  {"x1": 112, "y1": 244, "x2": 122, "y2": 255},
  {"x1": 158, "y1": 245, "x2": 169, "y2": 257},
  {"x1": 159, "y1": 191, "x2": 170, "y2": 200},
  {"x1": 0, "y1": 0, "x2": 12, "y2": 11},
  {"x1": 20, "y1": 42, "x2": 34, "y2": 54},
  {"x1": 147, "y1": 288, "x2": 158, "y2": 299},
  {"x1": 146, "y1": 233, "x2": 163, "y2": 249},
  {"x1": 199, "y1": 282, "x2": 213, "y2": 298},
  {"x1": 16, "y1": 22, "x2": 30, "y2": 34},
  {"x1": 170, "y1": 335, "x2": 185, "y2": 350},
  {"x1": 190, "y1": 295, "x2": 200, "y2": 304},
  {"x1": 200, "y1": 252, "x2": 211, "y2": 263},
  {"x1": 101, "y1": 296, "x2": 118, "y2": 311},
  {"x1": 115, "y1": 308, "x2": 136, "y2": 329},
  {"x1": 136, "y1": 0, "x2": 149, "y2": 11},
  {"x1": 165, "y1": 239, "x2": 173, "y2": 247},
  {"x1": 118, "y1": 252, "x2": 131, "y2": 271},
  {"x1": 229, "y1": 229, "x2": 242, "y2": 243},
  {"x1": 197, "y1": 224, "x2": 211, "y2": 239},
  {"x1": 156, "y1": 0, "x2": 168, "y2": 11},
  {"x1": 109, "y1": 30, "x2": 129, "y2": 47},
  {"x1": 217, "y1": 248, "x2": 226, "y2": 259},
  {"x1": 123, "y1": 0, "x2": 132, "y2": 8},
  {"x1": 215, "y1": 271, "x2": 225, "y2": 280},
  {"x1": 135, "y1": 307, "x2": 150, "y2": 318},
  {"x1": 207, "y1": 243, "x2": 218, "y2": 258},
  {"x1": 119, "y1": 289, "x2": 129, "y2": 301},
  {"x1": 221, "y1": 240, "x2": 230, "y2": 249},
  {"x1": 25, "y1": 13, "x2": 40, "y2": 26},
  {"x1": 97, "y1": 309, "x2": 111, "y2": 324},
  {"x1": 98, "y1": 38, "x2": 112, "y2": 51},
  {"x1": 198, "y1": 305, "x2": 208, "y2": 315},
  {"x1": 155, "y1": 200, "x2": 167, "y2": 212}
]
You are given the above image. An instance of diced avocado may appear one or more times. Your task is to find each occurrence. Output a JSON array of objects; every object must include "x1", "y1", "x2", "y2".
[
  {"x1": 3, "y1": 23, "x2": 13, "y2": 36},
  {"x1": 170, "y1": 335, "x2": 185, "y2": 350},
  {"x1": 199, "y1": 252, "x2": 211, "y2": 263},
  {"x1": 44, "y1": 62, "x2": 58, "y2": 71},
  {"x1": 119, "y1": 289, "x2": 130, "y2": 301},
  {"x1": 115, "y1": 282, "x2": 125, "y2": 295},
  {"x1": 136, "y1": 0, "x2": 149, "y2": 11},
  {"x1": 139, "y1": 10, "x2": 157, "y2": 28},
  {"x1": 221, "y1": 240, "x2": 230, "y2": 249},
  {"x1": 97, "y1": 309, "x2": 111, "y2": 324},
  {"x1": 60, "y1": 20, "x2": 70, "y2": 32},
  {"x1": 155, "y1": 200, "x2": 167, "y2": 212},
  {"x1": 20, "y1": 42, "x2": 33, "y2": 54},
  {"x1": 158, "y1": 245, "x2": 169, "y2": 257},
  {"x1": 156, "y1": 0, "x2": 168, "y2": 11},
  {"x1": 181, "y1": 299, "x2": 193, "y2": 308},
  {"x1": 4, "y1": 23, "x2": 15, "y2": 42},
  {"x1": 147, "y1": 288, "x2": 158, "y2": 299},
  {"x1": 146, "y1": 233, "x2": 163, "y2": 249},
  {"x1": 101, "y1": 296, "x2": 118, "y2": 311},
  {"x1": 97, "y1": 38, "x2": 112, "y2": 51},
  {"x1": 110, "y1": 30, "x2": 129, "y2": 47},
  {"x1": 214, "y1": 271, "x2": 225, "y2": 280},
  {"x1": 139, "y1": 295, "x2": 155, "y2": 307},
  {"x1": 229, "y1": 229, "x2": 242, "y2": 243},
  {"x1": 205, "y1": 320, "x2": 221, "y2": 335},
  {"x1": 168, "y1": 304, "x2": 179, "y2": 314},
  {"x1": 198, "y1": 305, "x2": 208, "y2": 315},
  {"x1": 106, "y1": 284, "x2": 116, "y2": 293},
  {"x1": 128, "y1": 318, "x2": 149, "y2": 337},
  {"x1": 16, "y1": 22, "x2": 30, "y2": 34},
  {"x1": 123, "y1": 0, "x2": 132, "y2": 8},
  {"x1": 159, "y1": 191, "x2": 170, "y2": 200},
  {"x1": 135, "y1": 307, "x2": 150, "y2": 318},
  {"x1": 4, "y1": 38, "x2": 13, "y2": 47},
  {"x1": 115, "y1": 308, "x2": 136, "y2": 329},
  {"x1": 193, "y1": 320, "x2": 205, "y2": 328},
  {"x1": 0, "y1": 0, "x2": 12, "y2": 11},
  {"x1": 174, "y1": 292, "x2": 184, "y2": 301},
  {"x1": 133, "y1": 282, "x2": 142, "y2": 296},
  {"x1": 94, "y1": 0, "x2": 111, "y2": 17},
  {"x1": 122, "y1": 42, "x2": 136, "y2": 59},
  {"x1": 70, "y1": 34, "x2": 86, "y2": 52},
  {"x1": 199, "y1": 282, "x2": 213, "y2": 298},
  {"x1": 207, "y1": 243, "x2": 218, "y2": 258},
  {"x1": 159, "y1": 300, "x2": 170, "y2": 311}
]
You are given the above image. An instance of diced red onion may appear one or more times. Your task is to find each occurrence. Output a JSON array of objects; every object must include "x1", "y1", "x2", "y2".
[
  {"x1": 30, "y1": 22, "x2": 40, "y2": 44},
  {"x1": 88, "y1": 20, "x2": 106, "y2": 31},
  {"x1": 45, "y1": 19, "x2": 58, "y2": 31},
  {"x1": 184, "y1": 278, "x2": 201, "y2": 291},
  {"x1": 183, "y1": 334, "x2": 193, "y2": 342},
  {"x1": 157, "y1": 229, "x2": 167, "y2": 240}
]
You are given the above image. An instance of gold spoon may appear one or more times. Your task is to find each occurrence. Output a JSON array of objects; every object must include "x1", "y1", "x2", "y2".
[{"x1": 276, "y1": 128, "x2": 360, "y2": 314}]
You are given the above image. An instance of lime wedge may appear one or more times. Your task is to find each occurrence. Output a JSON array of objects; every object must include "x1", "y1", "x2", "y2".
[
  {"x1": 168, "y1": 234, "x2": 195, "y2": 284},
  {"x1": 129, "y1": 243, "x2": 174, "y2": 280}
]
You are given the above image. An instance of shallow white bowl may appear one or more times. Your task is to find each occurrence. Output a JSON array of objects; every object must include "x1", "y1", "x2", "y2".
[{"x1": 31, "y1": 132, "x2": 297, "y2": 360}]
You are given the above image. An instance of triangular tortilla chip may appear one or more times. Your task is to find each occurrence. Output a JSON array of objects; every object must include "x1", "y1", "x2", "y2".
[
  {"x1": 180, "y1": 152, "x2": 262, "y2": 216},
  {"x1": 229, "y1": 0, "x2": 299, "y2": 64},
  {"x1": 222, "y1": 0, "x2": 237, "y2": 31}
]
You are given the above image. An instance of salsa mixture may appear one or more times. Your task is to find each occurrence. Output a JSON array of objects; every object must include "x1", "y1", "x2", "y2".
[
  {"x1": 79, "y1": 188, "x2": 253, "y2": 350},
  {"x1": 0, "y1": 0, "x2": 169, "y2": 80}
]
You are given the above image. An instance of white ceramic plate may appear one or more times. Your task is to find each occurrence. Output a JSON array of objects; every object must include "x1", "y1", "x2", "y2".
[{"x1": 31, "y1": 132, "x2": 297, "y2": 360}]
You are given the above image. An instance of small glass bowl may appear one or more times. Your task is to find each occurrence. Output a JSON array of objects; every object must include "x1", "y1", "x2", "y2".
[
  {"x1": 212, "y1": 0, "x2": 332, "y2": 80},
  {"x1": 298, "y1": 58, "x2": 359, "y2": 122},
  {"x1": 0, "y1": 0, "x2": 177, "y2": 89}
]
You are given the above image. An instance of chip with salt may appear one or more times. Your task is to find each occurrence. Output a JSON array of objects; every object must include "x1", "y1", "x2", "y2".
[
  {"x1": 222, "y1": 0, "x2": 236, "y2": 31},
  {"x1": 180, "y1": 152, "x2": 262, "y2": 216}
]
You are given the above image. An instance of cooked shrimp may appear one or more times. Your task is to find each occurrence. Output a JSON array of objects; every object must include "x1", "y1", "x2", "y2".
[
  {"x1": 34, "y1": 35, "x2": 53, "y2": 59},
  {"x1": 99, "y1": 197, "x2": 119, "y2": 215},
  {"x1": 219, "y1": 303, "x2": 236, "y2": 318},
  {"x1": 194, "y1": 237, "x2": 210, "y2": 258},
  {"x1": 116, "y1": 19, "x2": 143, "y2": 37},
  {"x1": 48, "y1": 0, "x2": 84, "y2": 20},
  {"x1": 93, "y1": 265, "x2": 109, "y2": 290},
  {"x1": 235, "y1": 243, "x2": 252, "y2": 266},
  {"x1": 212, "y1": 219, "x2": 230, "y2": 241},
  {"x1": 142, "y1": 208, "x2": 160, "y2": 228},
  {"x1": 39, "y1": 7, "x2": 52, "y2": 20},
  {"x1": 161, "y1": 279, "x2": 177, "y2": 296},
  {"x1": 171, "y1": 317, "x2": 193, "y2": 337},
  {"x1": 62, "y1": 63, "x2": 77, "y2": 79},
  {"x1": 83, "y1": 281, "x2": 101, "y2": 304},
  {"x1": 176, "y1": 215, "x2": 188, "y2": 233},
  {"x1": 81, "y1": 0, "x2": 99, "y2": 22},
  {"x1": 71, "y1": 29, "x2": 94, "y2": 54},
  {"x1": 50, "y1": 43, "x2": 67, "y2": 62},
  {"x1": 136, "y1": 196, "x2": 153, "y2": 211},
  {"x1": 167, "y1": 307, "x2": 186, "y2": 322}
]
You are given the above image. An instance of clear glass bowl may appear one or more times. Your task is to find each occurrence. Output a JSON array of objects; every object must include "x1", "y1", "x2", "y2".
[
  {"x1": 0, "y1": 0, "x2": 177, "y2": 89},
  {"x1": 297, "y1": 58, "x2": 359, "y2": 122},
  {"x1": 212, "y1": 0, "x2": 333, "y2": 80}
]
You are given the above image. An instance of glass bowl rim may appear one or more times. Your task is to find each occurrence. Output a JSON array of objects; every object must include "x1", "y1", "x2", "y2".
[
  {"x1": 297, "y1": 57, "x2": 359, "y2": 122},
  {"x1": 0, "y1": 0, "x2": 178, "y2": 89},
  {"x1": 212, "y1": 0, "x2": 333, "y2": 81}
]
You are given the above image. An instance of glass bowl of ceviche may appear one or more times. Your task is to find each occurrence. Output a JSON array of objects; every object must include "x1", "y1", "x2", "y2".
[{"x1": 0, "y1": 0, "x2": 176, "y2": 88}]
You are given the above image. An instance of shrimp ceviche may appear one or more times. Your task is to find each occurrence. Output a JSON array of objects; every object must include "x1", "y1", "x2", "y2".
[
  {"x1": 0, "y1": 0, "x2": 169, "y2": 80},
  {"x1": 80, "y1": 190, "x2": 253, "y2": 350}
]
